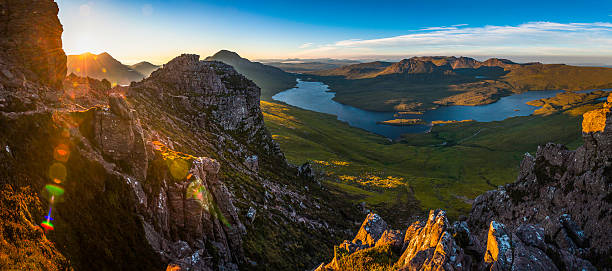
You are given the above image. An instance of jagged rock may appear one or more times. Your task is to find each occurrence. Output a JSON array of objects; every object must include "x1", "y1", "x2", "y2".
[
  {"x1": 375, "y1": 229, "x2": 404, "y2": 249},
  {"x1": 89, "y1": 96, "x2": 148, "y2": 179},
  {"x1": 397, "y1": 210, "x2": 466, "y2": 271},
  {"x1": 244, "y1": 155, "x2": 258, "y2": 172},
  {"x1": 484, "y1": 221, "x2": 512, "y2": 270},
  {"x1": 353, "y1": 213, "x2": 387, "y2": 246},
  {"x1": 559, "y1": 214, "x2": 588, "y2": 248},
  {"x1": 337, "y1": 240, "x2": 368, "y2": 255},
  {"x1": 515, "y1": 224, "x2": 546, "y2": 250},
  {"x1": 298, "y1": 162, "x2": 315, "y2": 180},
  {"x1": 402, "y1": 220, "x2": 424, "y2": 251},
  {"x1": 109, "y1": 93, "x2": 133, "y2": 120},
  {"x1": 510, "y1": 233, "x2": 558, "y2": 271},
  {"x1": 246, "y1": 206, "x2": 256, "y2": 221}
]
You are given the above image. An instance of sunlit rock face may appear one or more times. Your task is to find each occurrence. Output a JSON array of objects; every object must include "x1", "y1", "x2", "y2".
[
  {"x1": 0, "y1": 0, "x2": 66, "y2": 89},
  {"x1": 484, "y1": 221, "x2": 512, "y2": 270},
  {"x1": 353, "y1": 213, "x2": 388, "y2": 247},
  {"x1": 468, "y1": 95, "x2": 612, "y2": 269},
  {"x1": 397, "y1": 210, "x2": 466, "y2": 271}
]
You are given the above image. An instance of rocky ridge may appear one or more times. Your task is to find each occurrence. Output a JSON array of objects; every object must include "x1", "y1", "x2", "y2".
[
  {"x1": 0, "y1": 1, "x2": 357, "y2": 270},
  {"x1": 317, "y1": 97, "x2": 611, "y2": 270}
]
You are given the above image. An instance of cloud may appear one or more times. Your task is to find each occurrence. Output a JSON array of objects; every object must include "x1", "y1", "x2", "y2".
[
  {"x1": 299, "y1": 42, "x2": 314, "y2": 49},
  {"x1": 297, "y1": 22, "x2": 612, "y2": 58}
]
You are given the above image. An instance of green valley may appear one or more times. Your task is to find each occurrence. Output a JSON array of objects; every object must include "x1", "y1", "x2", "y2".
[{"x1": 262, "y1": 99, "x2": 598, "y2": 223}]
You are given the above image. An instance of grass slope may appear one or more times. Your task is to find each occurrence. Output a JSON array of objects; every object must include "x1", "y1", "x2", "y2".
[{"x1": 262, "y1": 100, "x2": 596, "y2": 223}]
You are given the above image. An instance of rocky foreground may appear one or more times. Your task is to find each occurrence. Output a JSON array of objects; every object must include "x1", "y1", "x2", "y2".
[
  {"x1": 0, "y1": 1, "x2": 357, "y2": 270},
  {"x1": 316, "y1": 97, "x2": 612, "y2": 270}
]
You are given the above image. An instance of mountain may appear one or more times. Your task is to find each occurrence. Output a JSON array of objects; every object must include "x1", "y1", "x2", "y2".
[
  {"x1": 316, "y1": 96, "x2": 612, "y2": 270},
  {"x1": 261, "y1": 58, "x2": 362, "y2": 73},
  {"x1": 67, "y1": 52, "x2": 145, "y2": 85},
  {"x1": 308, "y1": 56, "x2": 612, "y2": 112},
  {"x1": 128, "y1": 61, "x2": 159, "y2": 77},
  {"x1": 205, "y1": 50, "x2": 297, "y2": 100},
  {"x1": 0, "y1": 2, "x2": 355, "y2": 270},
  {"x1": 311, "y1": 56, "x2": 519, "y2": 79},
  {"x1": 311, "y1": 61, "x2": 393, "y2": 79}
]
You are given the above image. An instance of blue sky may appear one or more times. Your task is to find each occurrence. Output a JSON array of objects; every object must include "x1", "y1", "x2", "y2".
[{"x1": 57, "y1": 0, "x2": 612, "y2": 65}]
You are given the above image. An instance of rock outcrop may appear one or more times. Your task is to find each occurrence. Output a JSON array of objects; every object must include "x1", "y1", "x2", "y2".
[
  {"x1": 317, "y1": 96, "x2": 612, "y2": 270},
  {"x1": 0, "y1": 0, "x2": 66, "y2": 89}
]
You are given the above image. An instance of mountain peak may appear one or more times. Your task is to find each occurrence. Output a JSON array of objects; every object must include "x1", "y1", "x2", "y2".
[{"x1": 209, "y1": 49, "x2": 243, "y2": 61}]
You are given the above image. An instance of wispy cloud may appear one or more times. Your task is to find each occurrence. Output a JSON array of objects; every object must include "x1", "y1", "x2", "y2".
[
  {"x1": 298, "y1": 42, "x2": 314, "y2": 49},
  {"x1": 297, "y1": 22, "x2": 612, "y2": 58}
]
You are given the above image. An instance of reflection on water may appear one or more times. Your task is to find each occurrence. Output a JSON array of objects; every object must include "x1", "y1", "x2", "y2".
[{"x1": 272, "y1": 79, "x2": 591, "y2": 139}]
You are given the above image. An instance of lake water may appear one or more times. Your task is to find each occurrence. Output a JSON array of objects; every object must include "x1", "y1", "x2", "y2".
[{"x1": 272, "y1": 79, "x2": 587, "y2": 139}]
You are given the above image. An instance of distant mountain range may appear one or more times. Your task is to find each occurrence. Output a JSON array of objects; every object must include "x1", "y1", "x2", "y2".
[
  {"x1": 128, "y1": 61, "x2": 160, "y2": 77},
  {"x1": 261, "y1": 58, "x2": 362, "y2": 74},
  {"x1": 305, "y1": 56, "x2": 612, "y2": 111},
  {"x1": 66, "y1": 52, "x2": 159, "y2": 85},
  {"x1": 205, "y1": 50, "x2": 297, "y2": 100},
  {"x1": 311, "y1": 56, "x2": 535, "y2": 79}
]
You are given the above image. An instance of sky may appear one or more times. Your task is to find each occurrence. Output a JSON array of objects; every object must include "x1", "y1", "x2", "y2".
[{"x1": 57, "y1": 0, "x2": 612, "y2": 65}]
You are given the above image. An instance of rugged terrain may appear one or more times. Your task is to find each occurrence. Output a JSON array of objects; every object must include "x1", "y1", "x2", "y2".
[
  {"x1": 0, "y1": 1, "x2": 357, "y2": 270},
  {"x1": 316, "y1": 96, "x2": 612, "y2": 270},
  {"x1": 1, "y1": 1, "x2": 611, "y2": 271}
]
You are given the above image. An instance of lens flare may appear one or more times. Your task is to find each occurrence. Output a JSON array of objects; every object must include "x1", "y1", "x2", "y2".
[
  {"x1": 169, "y1": 159, "x2": 189, "y2": 180},
  {"x1": 41, "y1": 221, "x2": 54, "y2": 231},
  {"x1": 54, "y1": 144, "x2": 70, "y2": 162},
  {"x1": 45, "y1": 184, "x2": 65, "y2": 197},
  {"x1": 48, "y1": 163, "x2": 67, "y2": 183}
]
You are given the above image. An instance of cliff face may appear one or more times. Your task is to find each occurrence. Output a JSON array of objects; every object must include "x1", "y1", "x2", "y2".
[
  {"x1": 317, "y1": 98, "x2": 611, "y2": 270},
  {"x1": 0, "y1": 0, "x2": 66, "y2": 89}
]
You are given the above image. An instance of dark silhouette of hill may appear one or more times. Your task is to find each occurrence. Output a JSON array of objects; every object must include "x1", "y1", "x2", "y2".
[
  {"x1": 67, "y1": 52, "x2": 145, "y2": 85},
  {"x1": 128, "y1": 61, "x2": 159, "y2": 77}
]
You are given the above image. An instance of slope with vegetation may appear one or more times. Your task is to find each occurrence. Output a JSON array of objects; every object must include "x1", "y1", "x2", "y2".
[{"x1": 262, "y1": 98, "x2": 597, "y2": 221}]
